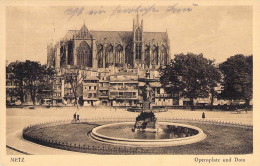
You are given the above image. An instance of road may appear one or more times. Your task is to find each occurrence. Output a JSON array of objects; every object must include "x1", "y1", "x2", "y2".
[{"x1": 5, "y1": 107, "x2": 253, "y2": 154}]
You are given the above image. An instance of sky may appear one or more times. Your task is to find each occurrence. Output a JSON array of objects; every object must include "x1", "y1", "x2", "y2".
[{"x1": 6, "y1": 5, "x2": 253, "y2": 65}]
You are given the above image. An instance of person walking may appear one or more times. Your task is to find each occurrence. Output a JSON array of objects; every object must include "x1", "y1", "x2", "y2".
[
  {"x1": 77, "y1": 114, "x2": 80, "y2": 122},
  {"x1": 202, "y1": 112, "x2": 205, "y2": 119},
  {"x1": 73, "y1": 112, "x2": 76, "y2": 122}
]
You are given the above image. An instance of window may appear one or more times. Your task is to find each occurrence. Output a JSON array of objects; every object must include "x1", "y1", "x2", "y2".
[
  {"x1": 125, "y1": 44, "x2": 133, "y2": 65},
  {"x1": 115, "y1": 45, "x2": 123, "y2": 64},
  {"x1": 144, "y1": 46, "x2": 150, "y2": 67},
  {"x1": 135, "y1": 28, "x2": 142, "y2": 41},
  {"x1": 135, "y1": 43, "x2": 142, "y2": 60},
  {"x1": 157, "y1": 88, "x2": 160, "y2": 94},
  {"x1": 89, "y1": 86, "x2": 91, "y2": 90},
  {"x1": 97, "y1": 44, "x2": 104, "y2": 68},
  {"x1": 160, "y1": 45, "x2": 167, "y2": 65},
  {"x1": 68, "y1": 43, "x2": 74, "y2": 65},
  {"x1": 94, "y1": 86, "x2": 96, "y2": 90},
  {"x1": 105, "y1": 44, "x2": 113, "y2": 67},
  {"x1": 152, "y1": 46, "x2": 159, "y2": 65},
  {"x1": 76, "y1": 41, "x2": 92, "y2": 67}
]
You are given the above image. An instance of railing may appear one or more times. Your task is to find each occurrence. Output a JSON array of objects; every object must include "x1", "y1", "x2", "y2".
[
  {"x1": 155, "y1": 94, "x2": 171, "y2": 98},
  {"x1": 109, "y1": 95, "x2": 137, "y2": 99},
  {"x1": 99, "y1": 93, "x2": 108, "y2": 96},
  {"x1": 22, "y1": 117, "x2": 253, "y2": 155},
  {"x1": 109, "y1": 87, "x2": 138, "y2": 90}
]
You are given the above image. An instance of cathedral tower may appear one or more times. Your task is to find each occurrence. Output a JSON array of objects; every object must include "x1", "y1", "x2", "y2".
[{"x1": 133, "y1": 13, "x2": 143, "y2": 68}]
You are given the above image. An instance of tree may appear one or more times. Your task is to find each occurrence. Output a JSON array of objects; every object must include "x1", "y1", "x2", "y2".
[
  {"x1": 64, "y1": 67, "x2": 88, "y2": 110},
  {"x1": 8, "y1": 61, "x2": 27, "y2": 104},
  {"x1": 206, "y1": 63, "x2": 221, "y2": 110},
  {"x1": 219, "y1": 54, "x2": 253, "y2": 106},
  {"x1": 159, "y1": 53, "x2": 221, "y2": 110},
  {"x1": 23, "y1": 61, "x2": 55, "y2": 105},
  {"x1": 8, "y1": 60, "x2": 55, "y2": 105}
]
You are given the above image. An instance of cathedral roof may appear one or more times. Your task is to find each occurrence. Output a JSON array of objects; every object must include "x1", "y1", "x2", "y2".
[
  {"x1": 63, "y1": 29, "x2": 168, "y2": 45},
  {"x1": 90, "y1": 31, "x2": 133, "y2": 44},
  {"x1": 143, "y1": 32, "x2": 168, "y2": 44},
  {"x1": 63, "y1": 30, "x2": 78, "y2": 41}
]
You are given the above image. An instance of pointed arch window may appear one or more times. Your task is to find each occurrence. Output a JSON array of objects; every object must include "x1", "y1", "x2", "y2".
[
  {"x1": 144, "y1": 45, "x2": 150, "y2": 67},
  {"x1": 76, "y1": 41, "x2": 92, "y2": 67},
  {"x1": 135, "y1": 28, "x2": 142, "y2": 41},
  {"x1": 135, "y1": 43, "x2": 142, "y2": 60},
  {"x1": 97, "y1": 44, "x2": 104, "y2": 68},
  {"x1": 60, "y1": 46, "x2": 66, "y2": 67},
  {"x1": 152, "y1": 45, "x2": 158, "y2": 65},
  {"x1": 68, "y1": 42, "x2": 74, "y2": 65},
  {"x1": 105, "y1": 44, "x2": 113, "y2": 68},
  {"x1": 125, "y1": 45, "x2": 133, "y2": 66},
  {"x1": 115, "y1": 44, "x2": 123, "y2": 65},
  {"x1": 160, "y1": 45, "x2": 167, "y2": 65}
]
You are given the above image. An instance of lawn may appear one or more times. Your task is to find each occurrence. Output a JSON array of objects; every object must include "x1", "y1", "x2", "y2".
[{"x1": 27, "y1": 120, "x2": 253, "y2": 154}]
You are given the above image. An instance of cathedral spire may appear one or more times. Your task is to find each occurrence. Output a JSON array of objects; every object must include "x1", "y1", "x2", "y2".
[
  {"x1": 137, "y1": 12, "x2": 139, "y2": 26},
  {"x1": 76, "y1": 22, "x2": 91, "y2": 39},
  {"x1": 81, "y1": 22, "x2": 88, "y2": 32}
]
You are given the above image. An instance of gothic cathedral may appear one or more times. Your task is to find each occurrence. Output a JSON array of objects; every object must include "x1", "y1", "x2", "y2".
[{"x1": 47, "y1": 15, "x2": 170, "y2": 69}]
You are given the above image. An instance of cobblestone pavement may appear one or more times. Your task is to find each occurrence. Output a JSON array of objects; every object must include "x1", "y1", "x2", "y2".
[{"x1": 6, "y1": 107, "x2": 253, "y2": 155}]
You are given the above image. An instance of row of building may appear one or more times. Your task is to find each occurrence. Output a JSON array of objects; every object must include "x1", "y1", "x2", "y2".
[
  {"x1": 52, "y1": 67, "x2": 175, "y2": 107},
  {"x1": 51, "y1": 67, "x2": 228, "y2": 107},
  {"x1": 6, "y1": 64, "x2": 241, "y2": 107},
  {"x1": 47, "y1": 14, "x2": 175, "y2": 107},
  {"x1": 6, "y1": 15, "x2": 239, "y2": 107}
]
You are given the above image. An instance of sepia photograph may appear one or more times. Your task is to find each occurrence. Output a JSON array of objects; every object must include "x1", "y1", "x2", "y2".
[{"x1": 1, "y1": 0, "x2": 259, "y2": 165}]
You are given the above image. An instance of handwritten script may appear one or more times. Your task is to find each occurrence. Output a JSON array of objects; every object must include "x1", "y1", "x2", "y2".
[{"x1": 64, "y1": 3, "x2": 198, "y2": 20}]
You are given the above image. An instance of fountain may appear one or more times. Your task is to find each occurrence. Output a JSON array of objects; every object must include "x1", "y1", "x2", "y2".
[
  {"x1": 132, "y1": 111, "x2": 162, "y2": 133},
  {"x1": 90, "y1": 70, "x2": 207, "y2": 147},
  {"x1": 131, "y1": 72, "x2": 164, "y2": 133}
]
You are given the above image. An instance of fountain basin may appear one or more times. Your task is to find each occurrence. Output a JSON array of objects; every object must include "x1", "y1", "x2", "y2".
[{"x1": 91, "y1": 122, "x2": 207, "y2": 147}]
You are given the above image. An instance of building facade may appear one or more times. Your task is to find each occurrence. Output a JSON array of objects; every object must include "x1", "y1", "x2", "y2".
[
  {"x1": 47, "y1": 15, "x2": 170, "y2": 70},
  {"x1": 45, "y1": 15, "x2": 234, "y2": 108},
  {"x1": 109, "y1": 71, "x2": 139, "y2": 107},
  {"x1": 46, "y1": 15, "x2": 173, "y2": 107}
]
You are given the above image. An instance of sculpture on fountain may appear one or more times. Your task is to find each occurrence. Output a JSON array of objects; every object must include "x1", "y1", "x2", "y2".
[{"x1": 132, "y1": 76, "x2": 162, "y2": 133}]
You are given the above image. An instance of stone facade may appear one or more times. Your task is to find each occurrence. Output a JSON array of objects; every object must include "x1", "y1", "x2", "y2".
[{"x1": 47, "y1": 15, "x2": 170, "y2": 70}]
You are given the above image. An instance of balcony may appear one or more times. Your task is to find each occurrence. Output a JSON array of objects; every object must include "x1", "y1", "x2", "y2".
[
  {"x1": 83, "y1": 97, "x2": 99, "y2": 100},
  {"x1": 155, "y1": 94, "x2": 171, "y2": 98},
  {"x1": 109, "y1": 91, "x2": 138, "y2": 99},
  {"x1": 99, "y1": 87, "x2": 109, "y2": 90},
  {"x1": 99, "y1": 79, "x2": 109, "y2": 83},
  {"x1": 109, "y1": 87, "x2": 138, "y2": 91},
  {"x1": 109, "y1": 79, "x2": 138, "y2": 83},
  {"x1": 99, "y1": 93, "x2": 109, "y2": 98},
  {"x1": 109, "y1": 95, "x2": 137, "y2": 100}
]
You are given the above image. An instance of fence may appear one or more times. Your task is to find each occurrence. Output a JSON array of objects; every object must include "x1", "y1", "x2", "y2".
[{"x1": 22, "y1": 116, "x2": 253, "y2": 155}]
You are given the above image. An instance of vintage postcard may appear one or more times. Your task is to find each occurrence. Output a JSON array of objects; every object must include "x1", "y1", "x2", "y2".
[{"x1": 1, "y1": 0, "x2": 259, "y2": 165}]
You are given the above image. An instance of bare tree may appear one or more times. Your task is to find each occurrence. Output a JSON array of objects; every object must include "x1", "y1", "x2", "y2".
[{"x1": 64, "y1": 67, "x2": 88, "y2": 110}]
